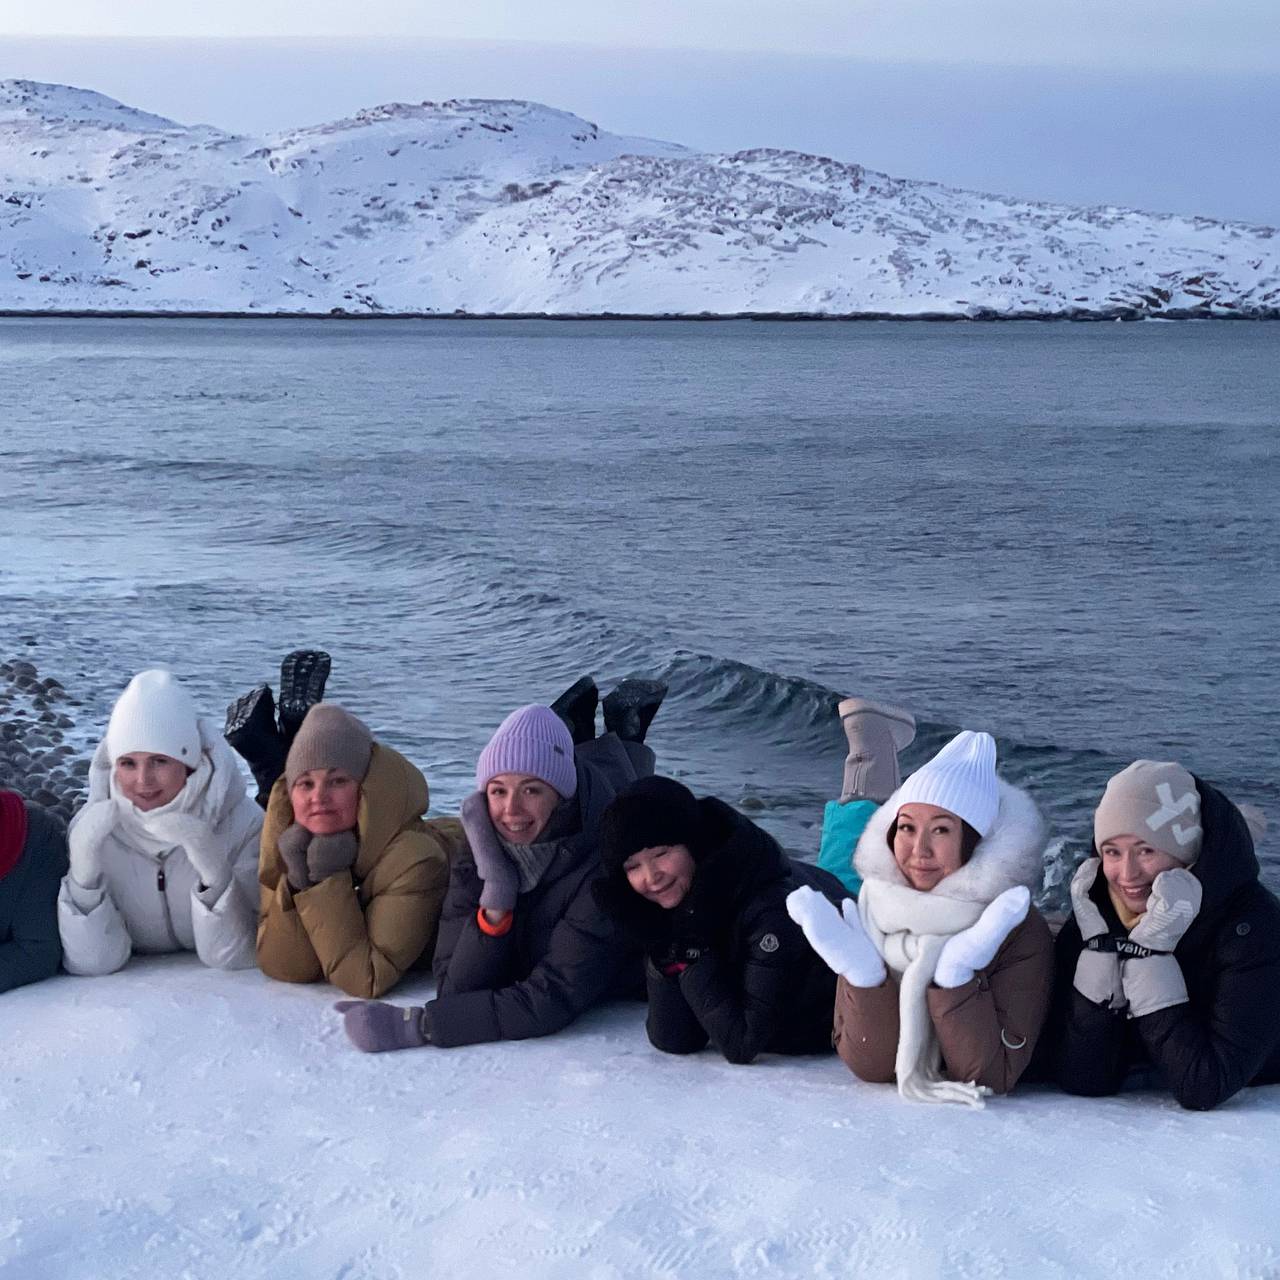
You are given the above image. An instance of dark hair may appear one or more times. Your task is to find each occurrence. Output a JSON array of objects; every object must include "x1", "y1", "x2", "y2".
[{"x1": 886, "y1": 814, "x2": 983, "y2": 865}]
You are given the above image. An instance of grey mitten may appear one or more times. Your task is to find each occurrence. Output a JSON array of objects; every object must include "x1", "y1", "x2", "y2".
[
  {"x1": 1070, "y1": 856, "x2": 1125, "y2": 1008},
  {"x1": 276, "y1": 823, "x2": 313, "y2": 892},
  {"x1": 1122, "y1": 869, "x2": 1201, "y2": 1018},
  {"x1": 460, "y1": 790, "x2": 518, "y2": 913},
  {"x1": 1130, "y1": 869, "x2": 1202, "y2": 953},
  {"x1": 335, "y1": 1000, "x2": 430, "y2": 1052},
  {"x1": 148, "y1": 811, "x2": 228, "y2": 895},
  {"x1": 935, "y1": 886, "x2": 1030, "y2": 989},
  {"x1": 307, "y1": 831, "x2": 359, "y2": 883},
  {"x1": 786, "y1": 887, "x2": 886, "y2": 987}
]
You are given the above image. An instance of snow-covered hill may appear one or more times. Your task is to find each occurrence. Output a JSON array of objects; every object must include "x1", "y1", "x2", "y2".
[{"x1": 1, "y1": 78, "x2": 1276, "y2": 317}]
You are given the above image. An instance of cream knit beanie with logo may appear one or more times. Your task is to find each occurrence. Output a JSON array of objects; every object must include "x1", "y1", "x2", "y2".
[
  {"x1": 893, "y1": 730, "x2": 1000, "y2": 836},
  {"x1": 105, "y1": 669, "x2": 202, "y2": 766},
  {"x1": 1093, "y1": 760, "x2": 1203, "y2": 864}
]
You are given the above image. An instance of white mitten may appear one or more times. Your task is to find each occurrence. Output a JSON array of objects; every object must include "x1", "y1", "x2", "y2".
[
  {"x1": 786, "y1": 886, "x2": 886, "y2": 987},
  {"x1": 68, "y1": 802, "x2": 116, "y2": 888},
  {"x1": 934, "y1": 886, "x2": 1031, "y2": 989},
  {"x1": 148, "y1": 811, "x2": 229, "y2": 895}
]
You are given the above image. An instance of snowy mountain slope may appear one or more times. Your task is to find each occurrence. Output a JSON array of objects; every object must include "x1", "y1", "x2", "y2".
[{"x1": 0, "y1": 78, "x2": 1276, "y2": 316}]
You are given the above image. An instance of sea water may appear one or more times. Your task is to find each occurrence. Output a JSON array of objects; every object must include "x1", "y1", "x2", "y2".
[{"x1": 2, "y1": 317, "x2": 1277, "y2": 902}]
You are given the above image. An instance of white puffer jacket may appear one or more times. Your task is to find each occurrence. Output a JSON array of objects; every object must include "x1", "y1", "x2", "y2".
[{"x1": 58, "y1": 718, "x2": 262, "y2": 975}]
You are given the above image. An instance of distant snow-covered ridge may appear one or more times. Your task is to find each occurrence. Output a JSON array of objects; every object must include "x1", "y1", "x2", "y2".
[{"x1": 0, "y1": 78, "x2": 1276, "y2": 318}]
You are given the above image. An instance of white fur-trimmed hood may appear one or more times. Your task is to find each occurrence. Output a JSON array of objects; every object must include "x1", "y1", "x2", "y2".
[{"x1": 854, "y1": 776, "x2": 1048, "y2": 905}]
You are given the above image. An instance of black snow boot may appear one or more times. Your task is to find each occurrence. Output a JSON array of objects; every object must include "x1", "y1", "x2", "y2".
[
  {"x1": 551, "y1": 675, "x2": 599, "y2": 745},
  {"x1": 278, "y1": 649, "x2": 331, "y2": 743},
  {"x1": 224, "y1": 684, "x2": 287, "y2": 808},
  {"x1": 602, "y1": 678, "x2": 667, "y2": 745}
]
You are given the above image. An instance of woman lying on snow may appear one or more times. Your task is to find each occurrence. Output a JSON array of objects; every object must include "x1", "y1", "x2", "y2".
[
  {"x1": 1051, "y1": 760, "x2": 1280, "y2": 1110},
  {"x1": 788, "y1": 730, "x2": 1053, "y2": 1108},
  {"x1": 0, "y1": 788, "x2": 66, "y2": 993},
  {"x1": 591, "y1": 775, "x2": 847, "y2": 1064},
  {"x1": 256, "y1": 703, "x2": 454, "y2": 999},
  {"x1": 58, "y1": 670, "x2": 263, "y2": 975},
  {"x1": 336, "y1": 677, "x2": 664, "y2": 1051}
]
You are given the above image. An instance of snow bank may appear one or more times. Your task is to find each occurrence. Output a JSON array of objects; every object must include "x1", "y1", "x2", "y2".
[{"x1": 4, "y1": 958, "x2": 1278, "y2": 1278}]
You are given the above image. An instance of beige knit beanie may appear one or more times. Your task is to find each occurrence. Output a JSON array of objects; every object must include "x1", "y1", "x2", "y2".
[
  {"x1": 284, "y1": 703, "x2": 374, "y2": 788},
  {"x1": 1093, "y1": 760, "x2": 1202, "y2": 864}
]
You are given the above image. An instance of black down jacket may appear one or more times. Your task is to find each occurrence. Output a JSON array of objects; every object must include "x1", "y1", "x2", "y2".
[
  {"x1": 596, "y1": 796, "x2": 847, "y2": 1064},
  {"x1": 428, "y1": 735, "x2": 648, "y2": 1046},
  {"x1": 1050, "y1": 777, "x2": 1280, "y2": 1110}
]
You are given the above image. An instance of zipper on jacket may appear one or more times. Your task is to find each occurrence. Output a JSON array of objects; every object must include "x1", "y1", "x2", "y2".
[{"x1": 156, "y1": 861, "x2": 181, "y2": 950}]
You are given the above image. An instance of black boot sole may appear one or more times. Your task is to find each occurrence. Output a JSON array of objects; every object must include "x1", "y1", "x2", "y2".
[
  {"x1": 602, "y1": 678, "x2": 668, "y2": 744},
  {"x1": 278, "y1": 649, "x2": 332, "y2": 741},
  {"x1": 550, "y1": 675, "x2": 599, "y2": 745}
]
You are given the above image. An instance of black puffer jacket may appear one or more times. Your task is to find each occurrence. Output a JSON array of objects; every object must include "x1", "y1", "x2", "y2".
[
  {"x1": 596, "y1": 796, "x2": 846, "y2": 1064},
  {"x1": 428, "y1": 735, "x2": 648, "y2": 1046},
  {"x1": 1051, "y1": 778, "x2": 1280, "y2": 1110}
]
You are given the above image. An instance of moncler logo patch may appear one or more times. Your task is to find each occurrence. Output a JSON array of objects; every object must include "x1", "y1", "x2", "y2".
[
  {"x1": 759, "y1": 933, "x2": 779, "y2": 953},
  {"x1": 1146, "y1": 782, "x2": 1201, "y2": 846}
]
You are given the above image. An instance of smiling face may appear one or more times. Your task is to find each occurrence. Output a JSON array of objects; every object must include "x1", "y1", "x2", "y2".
[
  {"x1": 1098, "y1": 834, "x2": 1181, "y2": 913},
  {"x1": 623, "y1": 844, "x2": 697, "y2": 910},
  {"x1": 485, "y1": 773, "x2": 561, "y2": 845},
  {"x1": 892, "y1": 802, "x2": 968, "y2": 891},
  {"x1": 114, "y1": 753, "x2": 190, "y2": 811},
  {"x1": 290, "y1": 767, "x2": 360, "y2": 836}
]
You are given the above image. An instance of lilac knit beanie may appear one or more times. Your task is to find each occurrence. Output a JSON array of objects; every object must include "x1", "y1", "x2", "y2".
[{"x1": 475, "y1": 705, "x2": 578, "y2": 799}]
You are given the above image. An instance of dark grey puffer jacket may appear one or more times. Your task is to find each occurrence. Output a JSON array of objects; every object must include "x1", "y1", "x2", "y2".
[
  {"x1": 428, "y1": 734, "x2": 650, "y2": 1046},
  {"x1": 1, "y1": 797, "x2": 67, "y2": 994}
]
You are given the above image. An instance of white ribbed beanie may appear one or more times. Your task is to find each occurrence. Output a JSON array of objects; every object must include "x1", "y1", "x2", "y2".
[
  {"x1": 894, "y1": 730, "x2": 999, "y2": 836},
  {"x1": 105, "y1": 669, "x2": 202, "y2": 766}
]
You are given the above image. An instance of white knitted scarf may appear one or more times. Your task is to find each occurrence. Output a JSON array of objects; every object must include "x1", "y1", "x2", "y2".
[{"x1": 856, "y1": 879, "x2": 991, "y2": 1109}]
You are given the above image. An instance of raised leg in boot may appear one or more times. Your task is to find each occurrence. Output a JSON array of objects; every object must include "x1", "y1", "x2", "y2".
[
  {"x1": 224, "y1": 684, "x2": 287, "y2": 809},
  {"x1": 278, "y1": 649, "x2": 332, "y2": 743},
  {"x1": 550, "y1": 675, "x2": 599, "y2": 745},
  {"x1": 838, "y1": 696, "x2": 915, "y2": 804},
  {"x1": 602, "y1": 678, "x2": 667, "y2": 745}
]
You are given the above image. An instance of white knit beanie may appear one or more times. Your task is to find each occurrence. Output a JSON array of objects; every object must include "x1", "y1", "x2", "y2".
[
  {"x1": 105, "y1": 669, "x2": 202, "y2": 766},
  {"x1": 893, "y1": 730, "x2": 999, "y2": 836}
]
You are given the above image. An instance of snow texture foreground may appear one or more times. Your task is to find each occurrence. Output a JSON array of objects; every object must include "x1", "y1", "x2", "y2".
[
  {"x1": 4, "y1": 958, "x2": 1278, "y2": 1278},
  {"x1": 1, "y1": 79, "x2": 1277, "y2": 318}
]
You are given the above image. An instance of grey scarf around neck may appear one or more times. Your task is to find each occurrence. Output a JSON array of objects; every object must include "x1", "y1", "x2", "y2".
[{"x1": 498, "y1": 797, "x2": 582, "y2": 894}]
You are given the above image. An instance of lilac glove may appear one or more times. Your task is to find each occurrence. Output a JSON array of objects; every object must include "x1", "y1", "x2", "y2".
[
  {"x1": 460, "y1": 790, "x2": 518, "y2": 913},
  {"x1": 335, "y1": 1000, "x2": 430, "y2": 1052},
  {"x1": 307, "y1": 831, "x2": 358, "y2": 883}
]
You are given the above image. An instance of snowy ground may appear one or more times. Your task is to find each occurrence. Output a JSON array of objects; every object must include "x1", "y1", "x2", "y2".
[{"x1": 4, "y1": 959, "x2": 1278, "y2": 1279}]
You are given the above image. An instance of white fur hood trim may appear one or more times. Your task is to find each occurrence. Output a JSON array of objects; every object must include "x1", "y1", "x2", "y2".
[{"x1": 854, "y1": 776, "x2": 1048, "y2": 905}]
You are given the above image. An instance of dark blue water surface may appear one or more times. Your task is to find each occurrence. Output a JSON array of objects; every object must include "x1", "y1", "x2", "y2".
[{"x1": 2, "y1": 317, "x2": 1277, "y2": 901}]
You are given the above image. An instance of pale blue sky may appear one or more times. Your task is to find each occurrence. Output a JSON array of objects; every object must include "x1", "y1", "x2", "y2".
[{"x1": 3, "y1": 3, "x2": 1278, "y2": 223}]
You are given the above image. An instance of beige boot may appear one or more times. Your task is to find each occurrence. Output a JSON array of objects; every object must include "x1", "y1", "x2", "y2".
[{"x1": 838, "y1": 696, "x2": 916, "y2": 804}]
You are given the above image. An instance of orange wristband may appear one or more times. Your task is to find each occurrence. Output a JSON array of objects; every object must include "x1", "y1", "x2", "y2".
[{"x1": 476, "y1": 906, "x2": 514, "y2": 937}]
